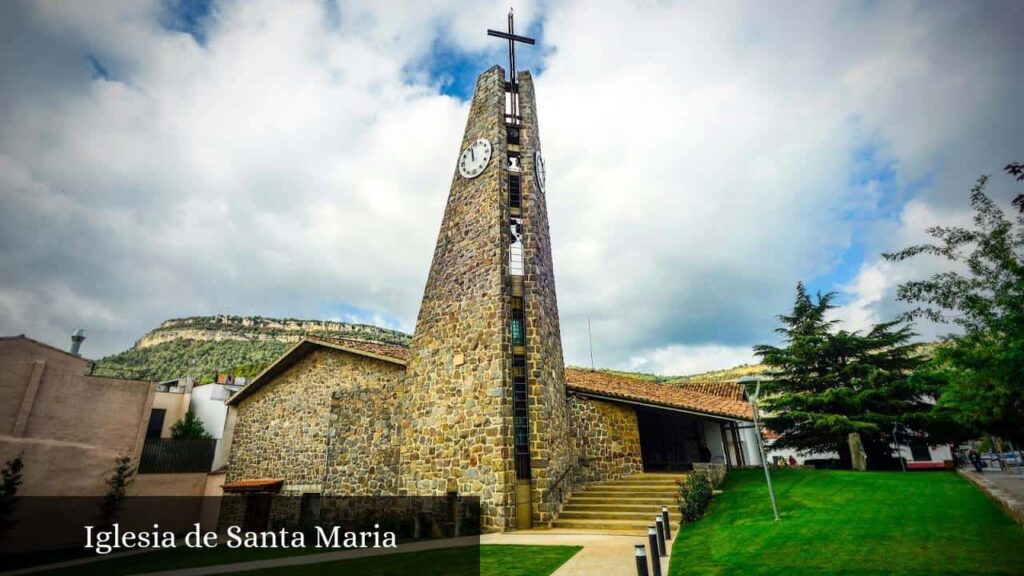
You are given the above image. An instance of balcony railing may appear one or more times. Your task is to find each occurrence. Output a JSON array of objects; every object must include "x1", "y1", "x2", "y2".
[{"x1": 138, "y1": 438, "x2": 216, "y2": 474}]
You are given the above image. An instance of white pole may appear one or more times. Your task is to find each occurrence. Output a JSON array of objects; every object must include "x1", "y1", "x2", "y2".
[{"x1": 742, "y1": 376, "x2": 780, "y2": 522}]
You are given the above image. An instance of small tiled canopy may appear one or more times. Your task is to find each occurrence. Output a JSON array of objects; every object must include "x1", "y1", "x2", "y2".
[{"x1": 221, "y1": 478, "x2": 285, "y2": 493}]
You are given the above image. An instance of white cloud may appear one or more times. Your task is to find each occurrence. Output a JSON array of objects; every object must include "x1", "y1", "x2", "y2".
[
  {"x1": 0, "y1": 0, "x2": 1021, "y2": 373},
  {"x1": 623, "y1": 344, "x2": 757, "y2": 377}
]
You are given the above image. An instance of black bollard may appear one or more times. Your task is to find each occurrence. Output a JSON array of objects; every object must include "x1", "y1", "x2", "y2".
[
  {"x1": 635, "y1": 543, "x2": 649, "y2": 576},
  {"x1": 655, "y1": 516, "x2": 667, "y2": 557},
  {"x1": 662, "y1": 506, "x2": 672, "y2": 540},
  {"x1": 648, "y1": 526, "x2": 662, "y2": 576}
]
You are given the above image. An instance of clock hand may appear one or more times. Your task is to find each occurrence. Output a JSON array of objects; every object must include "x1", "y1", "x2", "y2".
[{"x1": 470, "y1": 147, "x2": 475, "y2": 161}]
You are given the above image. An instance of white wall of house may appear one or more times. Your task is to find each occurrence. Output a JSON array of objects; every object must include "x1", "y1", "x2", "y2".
[
  {"x1": 703, "y1": 421, "x2": 728, "y2": 465},
  {"x1": 766, "y1": 441, "x2": 954, "y2": 465},
  {"x1": 741, "y1": 426, "x2": 763, "y2": 466},
  {"x1": 189, "y1": 383, "x2": 232, "y2": 439}
]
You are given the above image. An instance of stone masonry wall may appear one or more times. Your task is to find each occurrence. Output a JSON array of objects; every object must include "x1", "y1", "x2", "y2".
[
  {"x1": 399, "y1": 66, "x2": 516, "y2": 531},
  {"x1": 568, "y1": 394, "x2": 643, "y2": 483},
  {"x1": 226, "y1": 348, "x2": 405, "y2": 495},
  {"x1": 516, "y1": 71, "x2": 577, "y2": 523},
  {"x1": 324, "y1": 385, "x2": 400, "y2": 496}
]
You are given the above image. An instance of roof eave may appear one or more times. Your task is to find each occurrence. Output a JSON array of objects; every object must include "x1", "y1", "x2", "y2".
[{"x1": 568, "y1": 389, "x2": 753, "y2": 422}]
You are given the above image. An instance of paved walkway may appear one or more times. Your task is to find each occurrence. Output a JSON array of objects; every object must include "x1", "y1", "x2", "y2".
[
  {"x1": 481, "y1": 528, "x2": 673, "y2": 576},
  {"x1": 959, "y1": 469, "x2": 1024, "y2": 526}
]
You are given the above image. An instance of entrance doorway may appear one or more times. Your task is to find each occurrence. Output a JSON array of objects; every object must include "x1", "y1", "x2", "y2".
[
  {"x1": 242, "y1": 493, "x2": 272, "y2": 532},
  {"x1": 637, "y1": 407, "x2": 710, "y2": 471}
]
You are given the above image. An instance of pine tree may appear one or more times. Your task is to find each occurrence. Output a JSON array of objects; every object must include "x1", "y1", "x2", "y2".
[
  {"x1": 0, "y1": 453, "x2": 24, "y2": 536},
  {"x1": 170, "y1": 410, "x2": 212, "y2": 440},
  {"x1": 754, "y1": 283, "x2": 934, "y2": 469}
]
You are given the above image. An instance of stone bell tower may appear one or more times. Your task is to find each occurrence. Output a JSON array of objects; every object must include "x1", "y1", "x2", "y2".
[{"x1": 399, "y1": 13, "x2": 573, "y2": 531}]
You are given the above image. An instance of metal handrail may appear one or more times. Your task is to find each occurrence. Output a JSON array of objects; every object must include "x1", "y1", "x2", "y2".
[{"x1": 544, "y1": 463, "x2": 576, "y2": 504}]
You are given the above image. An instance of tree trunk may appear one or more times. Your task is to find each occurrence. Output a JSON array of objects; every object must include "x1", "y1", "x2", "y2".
[
  {"x1": 862, "y1": 434, "x2": 899, "y2": 470},
  {"x1": 837, "y1": 441, "x2": 853, "y2": 470}
]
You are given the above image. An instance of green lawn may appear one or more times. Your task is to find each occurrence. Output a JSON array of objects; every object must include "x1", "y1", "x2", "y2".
[
  {"x1": 32, "y1": 544, "x2": 579, "y2": 576},
  {"x1": 669, "y1": 469, "x2": 1024, "y2": 575}
]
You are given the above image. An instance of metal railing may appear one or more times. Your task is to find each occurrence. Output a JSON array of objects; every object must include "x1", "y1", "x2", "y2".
[
  {"x1": 138, "y1": 438, "x2": 216, "y2": 474},
  {"x1": 544, "y1": 463, "x2": 576, "y2": 505},
  {"x1": 88, "y1": 363, "x2": 152, "y2": 380}
]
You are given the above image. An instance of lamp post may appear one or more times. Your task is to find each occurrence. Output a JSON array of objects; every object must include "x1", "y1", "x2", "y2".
[{"x1": 738, "y1": 376, "x2": 780, "y2": 522}]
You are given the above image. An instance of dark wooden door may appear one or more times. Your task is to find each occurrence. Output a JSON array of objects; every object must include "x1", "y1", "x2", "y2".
[{"x1": 243, "y1": 494, "x2": 272, "y2": 532}]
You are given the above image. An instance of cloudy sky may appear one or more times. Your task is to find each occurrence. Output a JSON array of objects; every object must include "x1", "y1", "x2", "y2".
[{"x1": 1, "y1": 0, "x2": 1022, "y2": 374}]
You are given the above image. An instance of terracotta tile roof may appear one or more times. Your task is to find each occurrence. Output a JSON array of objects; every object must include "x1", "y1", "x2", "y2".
[
  {"x1": 221, "y1": 478, "x2": 284, "y2": 493},
  {"x1": 675, "y1": 380, "x2": 746, "y2": 402},
  {"x1": 307, "y1": 336, "x2": 410, "y2": 363},
  {"x1": 565, "y1": 368, "x2": 753, "y2": 421},
  {"x1": 227, "y1": 337, "x2": 408, "y2": 405}
]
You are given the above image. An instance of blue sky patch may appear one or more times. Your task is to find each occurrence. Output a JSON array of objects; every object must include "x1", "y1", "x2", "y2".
[
  {"x1": 159, "y1": 0, "x2": 213, "y2": 45},
  {"x1": 87, "y1": 55, "x2": 110, "y2": 80}
]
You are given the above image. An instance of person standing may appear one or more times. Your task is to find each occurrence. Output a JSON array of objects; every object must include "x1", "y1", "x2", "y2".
[{"x1": 968, "y1": 449, "x2": 984, "y2": 473}]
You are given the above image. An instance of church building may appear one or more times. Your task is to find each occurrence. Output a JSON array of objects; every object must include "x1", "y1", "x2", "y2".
[{"x1": 221, "y1": 26, "x2": 756, "y2": 532}]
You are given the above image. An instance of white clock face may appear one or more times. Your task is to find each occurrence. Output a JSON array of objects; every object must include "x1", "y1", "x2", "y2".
[
  {"x1": 458, "y1": 138, "x2": 492, "y2": 179},
  {"x1": 534, "y1": 150, "x2": 546, "y2": 192}
]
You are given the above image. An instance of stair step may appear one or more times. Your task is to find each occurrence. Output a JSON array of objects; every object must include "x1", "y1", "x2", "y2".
[
  {"x1": 551, "y1": 518, "x2": 655, "y2": 532},
  {"x1": 562, "y1": 503, "x2": 675, "y2": 513},
  {"x1": 567, "y1": 496, "x2": 670, "y2": 506},
  {"x1": 578, "y1": 490, "x2": 676, "y2": 498},
  {"x1": 601, "y1": 480, "x2": 683, "y2": 488},
  {"x1": 558, "y1": 510, "x2": 680, "y2": 521},
  {"x1": 585, "y1": 483, "x2": 680, "y2": 491},
  {"x1": 604, "y1": 475, "x2": 685, "y2": 484}
]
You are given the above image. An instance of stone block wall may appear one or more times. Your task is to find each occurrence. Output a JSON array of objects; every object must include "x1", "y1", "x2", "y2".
[
  {"x1": 324, "y1": 386, "x2": 400, "y2": 496},
  {"x1": 226, "y1": 348, "x2": 405, "y2": 495},
  {"x1": 569, "y1": 394, "x2": 643, "y2": 483},
  {"x1": 400, "y1": 65, "x2": 517, "y2": 531},
  {"x1": 516, "y1": 71, "x2": 576, "y2": 524}
]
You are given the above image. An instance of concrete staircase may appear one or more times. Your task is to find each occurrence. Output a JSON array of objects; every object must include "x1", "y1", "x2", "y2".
[{"x1": 552, "y1": 473, "x2": 685, "y2": 533}]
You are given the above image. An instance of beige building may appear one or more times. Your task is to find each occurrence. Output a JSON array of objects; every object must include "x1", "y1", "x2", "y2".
[
  {"x1": 0, "y1": 335, "x2": 228, "y2": 501},
  {"x1": 0, "y1": 335, "x2": 154, "y2": 496}
]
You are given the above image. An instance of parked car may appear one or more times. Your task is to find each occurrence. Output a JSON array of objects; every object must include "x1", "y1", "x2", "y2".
[{"x1": 1001, "y1": 452, "x2": 1022, "y2": 465}]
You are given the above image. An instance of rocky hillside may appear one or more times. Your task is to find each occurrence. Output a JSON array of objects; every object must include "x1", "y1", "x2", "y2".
[
  {"x1": 134, "y1": 315, "x2": 410, "y2": 348},
  {"x1": 97, "y1": 315, "x2": 410, "y2": 383}
]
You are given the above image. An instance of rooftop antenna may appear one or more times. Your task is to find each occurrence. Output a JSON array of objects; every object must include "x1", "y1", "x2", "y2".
[
  {"x1": 70, "y1": 329, "x2": 86, "y2": 356},
  {"x1": 588, "y1": 317, "x2": 595, "y2": 370}
]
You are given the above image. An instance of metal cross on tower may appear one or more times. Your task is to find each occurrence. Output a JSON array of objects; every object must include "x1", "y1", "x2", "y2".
[{"x1": 487, "y1": 9, "x2": 535, "y2": 125}]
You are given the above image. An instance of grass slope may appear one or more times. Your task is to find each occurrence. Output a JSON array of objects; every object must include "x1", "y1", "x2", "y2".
[{"x1": 670, "y1": 469, "x2": 1024, "y2": 576}]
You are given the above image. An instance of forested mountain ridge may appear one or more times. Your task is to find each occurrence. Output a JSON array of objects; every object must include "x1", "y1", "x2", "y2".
[{"x1": 96, "y1": 315, "x2": 411, "y2": 383}]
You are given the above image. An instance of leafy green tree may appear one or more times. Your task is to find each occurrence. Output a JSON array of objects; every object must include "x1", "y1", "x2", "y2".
[
  {"x1": 754, "y1": 283, "x2": 934, "y2": 469},
  {"x1": 0, "y1": 453, "x2": 24, "y2": 537},
  {"x1": 170, "y1": 410, "x2": 212, "y2": 440},
  {"x1": 884, "y1": 165, "x2": 1024, "y2": 444},
  {"x1": 99, "y1": 455, "x2": 134, "y2": 527}
]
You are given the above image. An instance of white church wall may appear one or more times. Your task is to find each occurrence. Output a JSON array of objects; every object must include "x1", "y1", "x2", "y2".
[
  {"x1": 702, "y1": 421, "x2": 728, "y2": 465},
  {"x1": 741, "y1": 426, "x2": 763, "y2": 466}
]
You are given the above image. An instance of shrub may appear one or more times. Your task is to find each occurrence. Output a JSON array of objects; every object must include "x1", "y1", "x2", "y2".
[
  {"x1": 678, "y1": 470, "x2": 713, "y2": 523},
  {"x1": 171, "y1": 410, "x2": 213, "y2": 440},
  {"x1": 99, "y1": 455, "x2": 134, "y2": 527},
  {"x1": 1, "y1": 453, "x2": 24, "y2": 537}
]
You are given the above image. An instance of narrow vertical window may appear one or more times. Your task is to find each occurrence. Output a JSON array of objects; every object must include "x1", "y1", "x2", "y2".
[
  {"x1": 511, "y1": 297, "x2": 525, "y2": 344},
  {"x1": 509, "y1": 218, "x2": 524, "y2": 276},
  {"x1": 508, "y1": 173, "x2": 521, "y2": 208}
]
